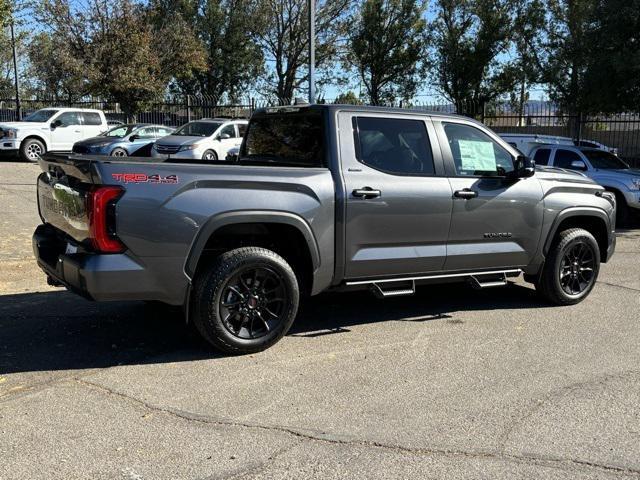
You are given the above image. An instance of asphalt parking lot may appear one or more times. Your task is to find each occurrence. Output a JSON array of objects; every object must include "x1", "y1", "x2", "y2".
[{"x1": 1, "y1": 160, "x2": 639, "y2": 479}]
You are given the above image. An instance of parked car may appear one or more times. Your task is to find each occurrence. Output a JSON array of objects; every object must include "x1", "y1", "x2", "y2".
[
  {"x1": 33, "y1": 104, "x2": 616, "y2": 354},
  {"x1": 72, "y1": 124, "x2": 175, "y2": 157},
  {"x1": 106, "y1": 119, "x2": 125, "y2": 127},
  {"x1": 530, "y1": 144, "x2": 640, "y2": 225},
  {"x1": 499, "y1": 133, "x2": 617, "y2": 157},
  {"x1": 151, "y1": 118, "x2": 247, "y2": 161},
  {"x1": 0, "y1": 108, "x2": 108, "y2": 162}
]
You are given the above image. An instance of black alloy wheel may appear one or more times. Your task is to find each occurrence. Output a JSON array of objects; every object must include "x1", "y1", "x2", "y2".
[
  {"x1": 559, "y1": 241, "x2": 596, "y2": 295},
  {"x1": 219, "y1": 266, "x2": 288, "y2": 340}
]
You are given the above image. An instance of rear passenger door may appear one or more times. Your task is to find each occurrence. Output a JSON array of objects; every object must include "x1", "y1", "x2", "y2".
[
  {"x1": 339, "y1": 112, "x2": 453, "y2": 279},
  {"x1": 80, "y1": 112, "x2": 105, "y2": 138}
]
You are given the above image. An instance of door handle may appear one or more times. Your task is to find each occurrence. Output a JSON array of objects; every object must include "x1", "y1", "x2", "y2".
[
  {"x1": 453, "y1": 189, "x2": 478, "y2": 199},
  {"x1": 352, "y1": 187, "x2": 381, "y2": 199}
]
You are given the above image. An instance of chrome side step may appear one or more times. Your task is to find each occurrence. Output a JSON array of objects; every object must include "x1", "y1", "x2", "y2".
[
  {"x1": 371, "y1": 280, "x2": 416, "y2": 298},
  {"x1": 347, "y1": 269, "x2": 522, "y2": 288},
  {"x1": 468, "y1": 273, "x2": 508, "y2": 289}
]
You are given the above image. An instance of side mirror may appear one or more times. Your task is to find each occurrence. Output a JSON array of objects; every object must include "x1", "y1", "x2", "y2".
[
  {"x1": 570, "y1": 160, "x2": 588, "y2": 171},
  {"x1": 509, "y1": 155, "x2": 535, "y2": 179},
  {"x1": 219, "y1": 133, "x2": 231, "y2": 140},
  {"x1": 129, "y1": 134, "x2": 139, "y2": 141},
  {"x1": 51, "y1": 119, "x2": 63, "y2": 129}
]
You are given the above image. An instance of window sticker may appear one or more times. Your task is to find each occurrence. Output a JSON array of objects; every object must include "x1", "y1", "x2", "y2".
[{"x1": 458, "y1": 140, "x2": 497, "y2": 171}]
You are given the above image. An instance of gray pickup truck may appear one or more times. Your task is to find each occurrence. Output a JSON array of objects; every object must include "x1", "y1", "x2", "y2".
[{"x1": 33, "y1": 105, "x2": 617, "y2": 353}]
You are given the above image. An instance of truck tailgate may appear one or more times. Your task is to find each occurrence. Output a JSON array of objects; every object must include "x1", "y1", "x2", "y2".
[{"x1": 36, "y1": 154, "x2": 97, "y2": 244}]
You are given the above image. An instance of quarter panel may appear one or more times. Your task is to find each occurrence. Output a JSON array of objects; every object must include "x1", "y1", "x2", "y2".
[{"x1": 94, "y1": 161, "x2": 336, "y2": 298}]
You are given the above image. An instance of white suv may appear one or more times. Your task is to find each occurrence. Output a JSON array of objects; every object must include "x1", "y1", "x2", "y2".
[
  {"x1": 151, "y1": 118, "x2": 247, "y2": 161},
  {"x1": 0, "y1": 108, "x2": 108, "y2": 162}
]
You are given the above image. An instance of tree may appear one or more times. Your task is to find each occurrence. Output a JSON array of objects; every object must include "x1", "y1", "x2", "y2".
[
  {"x1": 253, "y1": 0, "x2": 350, "y2": 103},
  {"x1": 333, "y1": 90, "x2": 362, "y2": 104},
  {"x1": 539, "y1": 0, "x2": 596, "y2": 115},
  {"x1": 27, "y1": 33, "x2": 88, "y2": 100},
  {"x1": 347, "y1": 0, "x2": 428, "y2": 105},
  {"x1": 582, "y1": 0, "x2": 640, "y2": 112},
  {"x1": 34, "y1": 0, "x2": 206, "y2": 118},
  {"x1": 432, "y1": 0, "x2": 517, "y2": 115},
  {"x1": 509, "y1": 0, "x2": 545, "y2": 124},
  {"x1": 148, "y1": 0, "x2": 262, "y2": 103}
]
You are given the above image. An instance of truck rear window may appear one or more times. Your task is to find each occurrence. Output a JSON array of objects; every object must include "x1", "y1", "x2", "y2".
[{"x1": 241, "y1": 111, "x2": 324, "y2": 167}]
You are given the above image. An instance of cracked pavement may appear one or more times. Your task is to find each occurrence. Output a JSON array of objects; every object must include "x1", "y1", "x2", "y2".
[{"x1": 1, "y1": 161, "x2": 639, "y2": 479}]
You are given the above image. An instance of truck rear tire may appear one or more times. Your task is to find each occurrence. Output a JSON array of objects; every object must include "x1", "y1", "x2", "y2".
[
  {"x1": 20, "y1": 138, "x2": 46, "y2": 162},
  {"x1": 192, "y1": 247, "x2": 299, "y2": 354},
  {"x1": 535, "y1": 228, "x2": 600, "y2": 305}
]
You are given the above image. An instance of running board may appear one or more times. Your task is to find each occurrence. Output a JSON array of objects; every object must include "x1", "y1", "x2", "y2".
[
  {"x1": 371, "y1": 280, "x2": 416, "y2": 298},
  {"x1": 468, "y1": 273, "x2": 508, "y2": 289},
  {"x1": 347, "y1": 269, "x2": 522, "y2": 288}
]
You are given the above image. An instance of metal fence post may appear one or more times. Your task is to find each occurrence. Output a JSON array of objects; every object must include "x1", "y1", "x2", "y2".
[{"x1": 186, "y1": 95, "x2": 192, "y2": 123}]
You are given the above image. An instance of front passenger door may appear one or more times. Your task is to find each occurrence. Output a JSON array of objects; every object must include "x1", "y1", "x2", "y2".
[
  {"x1": 435, "y1": 120, "x2": 544, "y2": 271},
  {"x1": 50, "y1": 111, "x2": 83, "y2": 151}
]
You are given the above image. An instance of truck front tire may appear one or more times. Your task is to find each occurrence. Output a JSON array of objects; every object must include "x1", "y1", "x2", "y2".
[
  {"x1": 20, "y1": 138, "x2": 46, "y2": 162},
  {"x1": 192, "y1": 247, "x2": 299, "y2": 354},
  {"x1": 535, "y1": 228, "x2": 600, "y2": 305}
]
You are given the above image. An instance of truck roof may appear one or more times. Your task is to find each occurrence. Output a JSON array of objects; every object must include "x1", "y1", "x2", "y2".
[
  {"x1": 38, "y1": 107, "x2": 104, "y2": 113},
  {"x1": 253, "y1": 104, "x2": 475, "y2": 122}
]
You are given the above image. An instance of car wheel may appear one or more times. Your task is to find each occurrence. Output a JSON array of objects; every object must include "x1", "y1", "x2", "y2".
[
  {"x1": 20, "y1": 138, "x2": 46, "y2": 163},
  {"x1": 110, "y1": 147, "x2": 128, "y2": 157},
  {"x1": 192, "y1": 247, "x2": 299, "y2": 354},
  {"x1": 535, "y1": 228, "x2": 600, "y2": 305},
  {"x1": 202, "y1": 149, "x2": 218, "y2": 161}
]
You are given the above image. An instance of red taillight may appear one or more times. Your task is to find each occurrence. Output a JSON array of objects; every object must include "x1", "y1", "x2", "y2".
[{"x1": 88, "y1": 186, "x2": 125, "y2": 253}]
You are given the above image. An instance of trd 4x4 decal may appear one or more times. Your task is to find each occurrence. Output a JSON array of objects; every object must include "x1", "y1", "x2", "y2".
[{"x1": 111, "y1": 173, "x2": 178, "y2": 184}]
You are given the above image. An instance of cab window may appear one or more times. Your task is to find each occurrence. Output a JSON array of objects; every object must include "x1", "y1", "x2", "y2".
[
  {"x1": 135, "y1": 127, "x2": 156, "y2": 139},
  {"x1": 354, "y1": 117, "x2": 435, "y2": 176},
  {"x1": 443, "y1": 123, "x2": 514, "y2": 176},
  {"x1": 56, "y1": 111, "x2": 82, "y2": 126},
  {"x1": 219, "y1": 124, "x2": 236, "y2": 138},
  {"x1": 533, "y1": 148, "x2": 551, "y2": 166},
  {"x1": 553, "y1": 149, "x2": 584, "y2": 169}
]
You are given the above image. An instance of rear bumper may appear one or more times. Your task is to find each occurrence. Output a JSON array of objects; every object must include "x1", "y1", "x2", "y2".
[{"x1": 33, "y1": 224, "x2": 184, "y2": 303}]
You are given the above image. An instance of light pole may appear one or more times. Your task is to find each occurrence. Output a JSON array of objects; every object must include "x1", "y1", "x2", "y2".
[
  {"x1": 10, "y1": 19, "x2": 21, "y2": 120},
  {"x1": 308, "y1": 0, "x2": 315, "y2": 104}
]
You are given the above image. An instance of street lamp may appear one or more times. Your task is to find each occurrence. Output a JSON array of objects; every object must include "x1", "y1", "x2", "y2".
[
  {"x1": 308, "y1": 0, "x2": 315, "y2": 104},
  {"x1": 10, "y1": 19, "x2": 21, "y2": 120}
]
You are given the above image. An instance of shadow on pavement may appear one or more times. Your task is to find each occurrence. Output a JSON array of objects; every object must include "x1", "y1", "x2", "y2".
[{"x1": 0, "y1": 282, "x2": 549, "y2": 374}]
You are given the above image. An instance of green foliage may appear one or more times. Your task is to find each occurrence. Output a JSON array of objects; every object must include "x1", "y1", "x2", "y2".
[
  {"x1": 27, "y1": 33, "x2": 88, "y2": 100},
  {"x1": 148, "y1": 0, "x2": 261, "y2": 103},
  {"x1": 333, "y1": 90, "x2": 363, "y2": 104},
  {"x1": 583, "y1": 0, "x2": 640, "y2": 113},
  {"x1": 347, "y1": 0, "x2": 428, "y2": 105},
  {"x1": 32, "y1": 0, "x2": 206, "y2": 118},
  {"x1": 540, "y1": 0, "x2": 597, "y2": 114},
  {"x1": 432, "y1": 0, "x2": 519, "y2": 113}
]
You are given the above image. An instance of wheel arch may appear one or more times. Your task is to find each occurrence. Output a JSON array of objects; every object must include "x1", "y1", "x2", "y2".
[
  {"x1": 544, "y1": 207, "x2": 611, "y2": 263},
  {"x1": 20, "y1": 135, "x2": 49, "y2": 152},
  {"x1": 184, "y1": 211, "x2": 321, "y2": 293}
]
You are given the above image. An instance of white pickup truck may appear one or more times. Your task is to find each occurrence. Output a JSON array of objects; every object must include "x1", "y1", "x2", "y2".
[{"x1": 0, "y1": 108, "x2": 108, "y2": 161}]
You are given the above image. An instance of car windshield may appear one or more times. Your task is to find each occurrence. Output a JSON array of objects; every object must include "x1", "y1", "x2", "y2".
[
  {"x1": 23, "y1": 109, "x2": 59, "y2": 122},
  {"x1": 582, "y1": 150, "x2": 629, "y2": 169},
  {"x1": 101, "y1": 125, "x2": 137, "y2": 138},
  {"x1": 173, "y1": 121, "x2": 222, "y2": 137}
]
